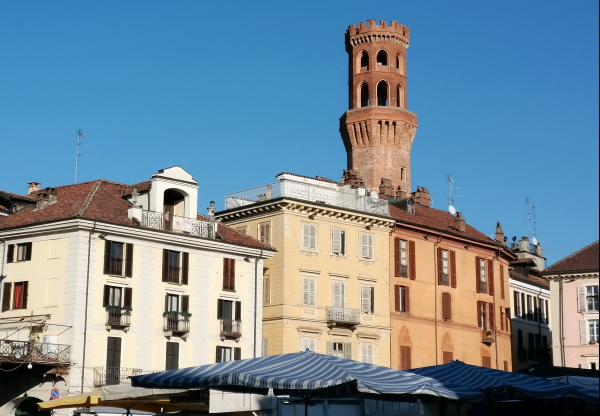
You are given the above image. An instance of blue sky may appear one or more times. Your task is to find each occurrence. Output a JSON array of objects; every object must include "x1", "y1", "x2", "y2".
[{"x1": 1, "y1": 1, "x2": 597, "y2": 265}]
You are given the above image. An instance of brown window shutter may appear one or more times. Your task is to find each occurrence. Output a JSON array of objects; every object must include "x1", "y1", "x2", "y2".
[
  {"x1": 6, "y1": 244, "x2": 14, "y2": 263},
  {"x1": 500, "y1": 265, "x2": 505, "y2": 299},
  {"x1": 234, "y1": 347, "x2": 241, "y2": 361},
  {"x1": 22, "y1": 282, "x2": 29, "y2": 309},
  {"x1": 477, "y1": 301, "x2": 482, "y2": 328},
  {"x1": 235, "y1": 301, "x2": 241, "y2": 321},
  {"x1": 164, "y1": 294, "x2": 169, "y2": 312},
  {"x1": 394, "y1": 238, "x2": 400, "y2": 277},
  {"x1": 217, "y1": 299, "x2": 223, "y2": 319},
  {"x1": 442, "y1": 292, "x2": 451, "y2": 320},
  {"x1": 394, "y1": 285, "x2": 400, "y2": 312},
  {"x1": 450, "y1": 250, "x2": 457, "y2": 288},
  {"x1": 489, "y1": 303, "x2": 495, "y2": 328},
  {"x1": 482, "y1": 356, "x2": 491, "y2": 368},
  {"x1": 500, "y1": 307, "x2": 505, "y2": 331},
  {"x1": 104, "y1": 240, "x2": 112, "y2": 274},
  {"x1": 437, "y1": 248, "x2": 443, "y2": 285},
  {"x1": 181, "y1": 295, "x2": 189, "y2": 313},
  {"x1": 1, "y1": 283, "x2": 11, "y2": 312},
  {"x1": 25, "y1": 242, "x2": 32, "y2": 261},
  {"x1": 181, "y1": 252, "x2": 189, "y2": 285},
  {"x1": 408, "y1": 240, "x2": 416, "y2": 280},
  {"x1": 124, "y1": 288, "x2": 133, "y2": 308},
  {"x1": 125, "y1": 243, "x2": 134, "y2": 277},
  {"x1": 405, "y1": 286, "x2": 410, "y2": 313},
  {"x1": 223, "y1": 258, "x2": 229, "y2": 289},
  {"x1": 503, "y1": 360, "x2": 509, "y2": 371},
  {"x1": 103, "y1": 285, "x2": 110, "y2": 306},
  {"x1": 216, "y1": 346, "x2": 222, "y2": 363},
  {"x1": 488, "y1": 259, "x2": 495, "y2": 296},
  {"x1": 400, "y1": 346, "x2": 411, "y2": 370},
  {"x1": 162, "y1": 249, "x2": 169, "y2": 282},
  {"x1": 475, "y1": 257, "x2": 481, "y2": 293},
  {"x1": 230, "y1": 259, "x2": 236, "y2": 289},
  {"x1": 442, "y1": 351, "x2": 453, "y2": 364}
]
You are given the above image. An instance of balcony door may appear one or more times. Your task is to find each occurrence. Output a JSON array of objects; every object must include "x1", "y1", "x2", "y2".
[
  {"x1": 106, "y1": 337, "x2": 122, "y2": 385},
  {"x1": 332, "y1": 281, "x2": 346, "y2": 308}
]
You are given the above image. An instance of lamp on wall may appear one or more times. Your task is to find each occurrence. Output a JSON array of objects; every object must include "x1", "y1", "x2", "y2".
[
  {"x1": 98, "y1": 233, "x2": 108, "y2": 240},
  {"x1": 464, "y1": 243, "x2": 470, "y2": 250}
]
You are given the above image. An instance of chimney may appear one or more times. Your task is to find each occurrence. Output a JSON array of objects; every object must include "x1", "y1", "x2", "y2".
[
  {"x1": 28, "y1": 182, "x2": 41, "y2": 194},
  {"x1": 395, "y1": 186, "x2": 407, "y2": 199},
  {"x1": 207, "y1": 201, "x2": 216, "y2": 219},
  {"x1": 35, "y1": 188, "x2": 58, "y2": 210},
  {"x1": 455, "y1": 212, "x2": 466, "y2": 233},
  {"x1": 518, "y1": 237, "x2": 530, "y2": 253},
  {"x1": 495, "y1": 222, "x2": 504, "y2": 243},
  {"x1": 341, "y1": 169, "x2": 364, "y2": 188},
  {"x1": 411, "y1": 186, "x2": 431, "y2": 207},
  {"x1": 378, "y1": 178, "x2": 394, "y2": 198}
]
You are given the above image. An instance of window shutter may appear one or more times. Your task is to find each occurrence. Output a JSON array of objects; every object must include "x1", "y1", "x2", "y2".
[
  {"x1": 450, "y1": 250, "x2": 457, "y2": 288},
  {"x1": 124, "y1": 288, "x2": 133, "y2": 308},
  {"x1": 181, "y1": 295, "x2": 189, "y2": 314},
  {"x1": 475, "y1": 257, "x2": 481, "y2": 293},
  {"x1": 488, "y1": 259, "x2": 495, "y2": 296},
  {"x1": 303, "y1": 224, "x2": 310, "y2": 248},
  {"x1": 172, "y1": 343, "x2": 180, "y2": 370},
  {"x1": 21, "y1": 281, "x2": 28, "y2": 309},
  {"x1": 104, "y1": 241, "x2": 112, "y2": 275},
  {"x1": 302, "y1": 278, "x2": 309, "y2": 305},
  {"x1": 262, "y1": 338, "x2": 269, "y2": 357},
  {"x1": 216, "y1": 346, "x2": 222, "y2": 363},
  {"x1": 162, "y1": 249, "x2": 169, "y2": 282},
  {"x1": 400, "y1": 346, "x2": 411, "y2": 370},
  {"x1": 370, "y1": 286, "x2": 374, "y2": 313},
  {"x1": 235, "y1": 301, "x2": 241, "y2": 321},
  {"x1": 309, "y1": 225, "x2": 317, "y2": 250},
  {"x1": 6, "y1": 244, "x2": 14, "y2": 263},
  {"x1": 344, "y1": 342, "x2": 352, "y2": 359},
  {"x1": 360, "y1": 234, "x2": 368, "y2": 258},
  {"x1": 477, "y1": 301, "x2": 482, "y2": 328},
  {"x1": 265, "y1": 222, "x2": 271, "y2": 245},
  {"x1": 223, "y1": 258, "x2": 229, "y2": 289},
  {"x1": 577, "y1": 287, "x2": 587, "y2": 312},
  {"x1": 333, "y1": 281, "x2": 342, "y2": 308},
  {"x1": 580, "y1": 320, "x2": 587, "y2": 345},
  {"x1": 340, "y1": 230, "x2": 346, "y2": 255},
  {"x1": 482, "y1": 356, "x2": 491, "y2": 368},
  {"x1": 489, "y1": 303, "x2": 495, "y2": 328},
  {"x1": 263, "y1": 277, "x2": 270, "y2": 305},
  {"x1": 234, "y1": 347, "x2": 241, "y2": 361},
  {"x1": 368, "y1": 235, "x2": 373, "y2": 259},
  {"x1": 361, "y1": 286, "x2": 371, "y2": 313},
  {"x1": 309, "y1": 278, "x2": 315, "y2": 306},
  {"x1": 500, "y1": 307, "x2": 505, "y2": 331},
  {"x1": 181, "y1": 252, "x2": 189, "y2": 285},
  {"x1": 408, "y1": 240, "x2": 416, "y2": 280},
  {"x1": 394, "y1": 238, "x2": 400, "y2": 276},
  {"x1": 437, "y1": 248, "x2": 443, "y2": 285},
  {"x1": 394, "y1": 285, "x2": 401, "y2": 312},
  {"x1": 25, "y1": 242, "x2": 32, "y2": 261},
  {"x1": 230, "y1": 259, "x2": 236, "y2": 289},
  {"x1": 327, "y1": 341, "x2": 334, "y2": 356},
  {"x1": 103, "y1": 285, "x2": 110, "y2": 306},
  {"x1": 442, "y1": 351, "x2": 453, "y2": 364},
  {"x1": 332, "y1": 229, "x2": 342, "y2": 254},
  {"x1": 503, "y1": 361, "x2": 509, "y2": 371},
  {"x1": 217, "y1": 299, "x2": 223, "y2": 319},
  {"x1": 442, "y1": 293, "x2": 451, "y2": 320},
  {"x1": 500, "y1": 265, "x2": 505, "y2": 299},
  {"x1": 405, "y1": 286, "x2": 410, "y2": 313},
  {"x1": 125, "y1": 244, "x2": 134, "y2": 277}
]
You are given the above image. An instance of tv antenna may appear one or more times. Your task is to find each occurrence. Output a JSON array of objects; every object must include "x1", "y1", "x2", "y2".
[
  {"x1": 525, "y1": 197, "x2": 539, "y2": 242},
  {"x1": 74, "y1": 130, "x2": 87, "y2": 184},
  {"x1": 446, "y1": 174, "x2": 464, "y2": 215}
]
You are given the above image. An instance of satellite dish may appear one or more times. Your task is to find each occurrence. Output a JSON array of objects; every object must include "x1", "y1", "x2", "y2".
[
  {"x1": 532, "y1": 237, "x2": 538, "y2": 246},
  {"x1": 448, "y1": 205, "x2": 456, "y2": 215},
  {"x1": 370, "y1": 191, "x2": 379, "y2": 199}
]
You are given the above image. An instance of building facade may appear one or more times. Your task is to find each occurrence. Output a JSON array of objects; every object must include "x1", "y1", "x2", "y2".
[
  {"x1": 0, "y1": 167, "x2": 274, "y2": 416},
  {"x1": 542, "y1": 241, "x2": 599, "y2": 369}
]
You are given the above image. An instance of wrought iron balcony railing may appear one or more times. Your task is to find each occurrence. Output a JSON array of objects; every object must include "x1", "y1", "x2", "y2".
[
  {"x1": 141, "y1": 210, "x2": 216, "y2": 238},
  {"x1": 225, "y1": 181, "x2": 389, "y2": 216},
  {"x1": 93, "y1": 367, "x2": 143, "y2": 386},
  {"x1": 220, "y1": 319, "x2": 242, "y2": 340},
  {"x1": 0, "y1": 340, "x2": 70, "y2": 365},
  {"x1": 105, "y1": 306, "x2": 131, "y2": 328},
  {"x1": 163, "y1": 311, "x2": 191, "y2": 334},
  {"x1": 481, "y1": 330, "x2": 494, "y2": 345},
  {"x1": 325, "y1": 307, "x2": 361, "y2": 325}
]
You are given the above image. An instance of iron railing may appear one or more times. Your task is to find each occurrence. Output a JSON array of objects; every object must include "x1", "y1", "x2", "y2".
[
  {"x1": 220, "y1": 319, "x2": 242, "y2": 339},
  {"x1": 481, "y1": 330, "x2": 494, "y2": 345},
  {"x1": 325, "y1": 307, "x2": 361, "y2": 324},
  {"x1": 163, "y1": 312, "x2": 191, "y2": 333},
  {"x1": 105, "y1": 307, "x2": 131, "y2": 327},
  {"x1": 0, "y1": 340, "x2": 70, "y2": 364},
  {"x1": 141, "y1": 210, "x2": 216, "y2": 238},
  {"x1": 93, "y1": 367, "x2": 143, "y2": 386},
  {"x1": 225, "y1": 181, "x2": 389, "y2": 216}
]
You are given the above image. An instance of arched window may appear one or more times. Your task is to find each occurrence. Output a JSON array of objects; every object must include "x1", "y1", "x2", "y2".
[
  {"x1": 396, "y1": 53, "x2": 405, "y2": 75},
  {"x1": 360, "y1": 51, "x2": 369, "y2": 70},
  {"x1": 397, "y1": 84, "x2": 404, "y2": 108},
  {"x1": 360, "y1": 82, "x2": 370, "y2": 107},
  {"x1": 376, "y1": 50, "x2": 388, "y2": 66},
  {"x1": 377, "y1": 81, "x2": 389, "y2": 106},
  {"x1": 400, "y1": 167, "x2": 406, "y2": 181}
]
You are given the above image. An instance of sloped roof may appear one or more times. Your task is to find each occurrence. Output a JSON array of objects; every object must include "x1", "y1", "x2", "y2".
[
  {"x1": 510, "y1": 269, "x2": 550, "y2": 289},
  {"x1": 0, "y1": 190, "x2": 36, "y2": 202},
  {"x1": 543, "y1": 241, "x2": 599, "y2": 274}
]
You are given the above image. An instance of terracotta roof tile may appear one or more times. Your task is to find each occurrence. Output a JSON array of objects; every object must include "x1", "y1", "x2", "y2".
[
  {"x1": 510, "y1": 269, "x2": 550, "y2": 289},
  {"x1": 0, "y1": 190, "x2": 36, "y2": 202},
  {"x1": 544, "y1": 241, "x2": 599, "y2": 273},
  {"x1": 121, "y1": 181, "x2": 152, "y2": 197}
]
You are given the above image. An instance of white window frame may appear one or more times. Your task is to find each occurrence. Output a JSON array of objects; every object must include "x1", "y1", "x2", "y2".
[
  {"x1": 586, "y1": 285, "x2": 599, "y2": 312},
  {"x1": 332, "y1": 280, "x2": 346, "y2": 308},
  {"x1": 327, "y1": 341, "x2": 352, "y2": 359},
  {"x1": 16, "y1": 243, "x2": 30, "y2": 262},
  {"x1": 302, "y1": 276, "x2": 316, "y2": 306},
  {"x1": 589, "y1": 320, "x2": 599, "y2": 343},
  {"x1": 258, "y1": 221, "x2": 271, "y2": 245},
  {"x1": 361, "y1": 285, "x2": 374, "y2": 314},
  {"x1": 107, "y1": 286, "x2": 124, "y2": 307},
  {"x1": 397, "y1": 285, "x2": 407, "y2": 313},
  {"x1": 399, "y1": 239, "x2": 408, "y2": 277},
  {"x1": 359, "y1": 233, "x2": 374, "y2": 260},
  {"x1": 301, "y1": 337, "x2": 317, "y2": 352},
  {"x1": 479, "y1": 258, "x2": 487, "y2": 292},
  {"x1": 218, "y1": 346, "x2": 233, "y2": 362},
  {"x1": 331, "y1": 227, "x2": 346, "y2": 256},
  {"x1": 302, "y1": 223, "x2": 318, "y2": 251},
  {"x1": 441, "y1": 249, "x2": 449, "y2": 286},
  {"x1": 360, "y1": 342, "x2": 375, "y2": 364}
]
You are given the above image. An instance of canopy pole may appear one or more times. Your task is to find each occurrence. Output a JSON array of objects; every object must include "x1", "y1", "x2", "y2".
[{"x1": 304, "y1": 397, "x2": 308, "y2": 416}]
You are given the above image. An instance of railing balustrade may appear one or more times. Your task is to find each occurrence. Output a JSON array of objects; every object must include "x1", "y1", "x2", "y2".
[
  {"x1": 105, "y1": 306, "x2": 131, "y2": 327},
  {"x1": 325, "y1": 307, "x2": 361, "y2": 324},
  {"x1": 0, "y1": 340, "x2": 70, "y2": 364},
  {"x1": 141, "y1": 210, "x2": 216, "y2": 238},
  {"x1": 163, "y1": 312, "x2": 191, "y2": 333},
  {"x1": 220, "y1": 319, "x2": 242, "y2": 339},
  {"x1": 93, "y1": 367, "x2": 143, "y2": 386}
]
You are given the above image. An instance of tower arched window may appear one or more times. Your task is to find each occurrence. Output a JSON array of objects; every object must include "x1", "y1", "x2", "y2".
[
  {"x1": 377, "y1": 81, "x2": 389, "y2": 106},
  {"x1": 396, "y1": 53, "x2": 405, "y2": 75},
  {"x1": 376, "y1": 50, "x2": 388, "y2": 66},
  {"x1": 360, "y1": 82, "x2": 370, "y2": 107},
  {"x1": 397, "y1": 84, "x2": 404, "y2": 108},
  {"x1": 359, "y1": 51, "x2": 369, "y2": 70}
]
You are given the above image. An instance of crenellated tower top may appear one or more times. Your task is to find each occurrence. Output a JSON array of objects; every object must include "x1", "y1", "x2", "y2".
[{"x1": 346, "y1": 20, "x2": 410, "y2": 50}]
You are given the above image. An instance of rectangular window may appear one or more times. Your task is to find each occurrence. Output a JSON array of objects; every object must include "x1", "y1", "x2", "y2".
[
  {"x1": 301, "y1": 338, "x2": 317, "y2": 352},
  {"x1": 223, "y1": 258, "x2": 236, "y2": 290},
  {"x1": 476, "y1": 258, "x2": 487, "y2": 293},
  {"x1": 302, "y1": 277, "x2": 316, "y2": 306},
  {"x1": 1, "y1": 283, "x2": 11, "y2": 312},
  {"x1": 105, "y1": 337, "x2": 122, "y2": 384},
  {"x1": 332, "y1": 280, "x2": 346, "y2": 308},
  {"x1": 166, "y1": 294, "x2": 180, "y2": 312},
  {"x1": 262, "y1": 338, "x2": 269, "y2": 357},
  {"x1": 400, "y1": 346, "x2": 411, "y2": 369},
  {"x1": 263, "y1": 276, "x2": 271, "y2": 305},
  {"x1": 441, "y1": 250, "x2": 449, "y2": 286},
  {"x1": 514, "y1": 291, "x2": 521, "y2": 318},
  {"x1": 526, "y1": 295, "x2": 533, "y2": 321},
  {"x1": 442, "y1": 292, "x2": 451, "y2": 320},
  {"x1": 162, "y1": 249, "x2": 182, "y2": 283},
  {"x1": 12, "y1": 282, "x2": 28, "y2": 309},
  {"x1": 394, "y1": 285, "x2": 409, "y2": 313},
  {"x1": 216, "y1": 346, "x2": 240, "y2": 362},
  {"x1": 361, "y1": 285, "x2": 374, "y2": 314},
  {"x1": 396, "y1": 239, "x2": 408, "y2": 277},
  {"x1": 587, "y1": 286, "x2": 599, "y2": 311},
  {"x1": 590, "y1": 320, "x2": 599, "y2": 343},
  {"x1": 361, "y1": 343, "x2": 374, "y2": 364},
  {"x1": 331, "y1": 228, "x2": 346, "y2": 255},
  {"x1": 165, "y1": 342, "x2": 179, "y2": 370},
  {"x1": 500, "y1": 265, "x2": 505, "y2": 299},
  {"x1": 359, "y1": 234, "x2": 374, "y2": 259},
  {"x1": 482, "y1": 356, "x2": 492, "y2": 368},
  {"x1": 442, "y1": 351, "x2": 453, "y2": 364},
  {"x1": 302, "y1": 223, "x2": 317, "y2": 251},
  {"x1": 533, "y1": 297, "x2": 539, "y2": 322},
  {"x1": 500, "y1": 307, "x2": 505, "y2": 331},
  {"x1": 258, "y1": 222, "x2": 271, "y2": 245},
  {"x1": 16, "y1": 243, "x2": 33, "y2": 262},
  {"x1": 103, "y1": 241, "x2": 133, "y2": 277},
  {"x1": 478, "y1": 301, "x2": 488, "y2": 331},
  {"x1": 327, "y1": 341, "x2": 352, "y2": 359},
  {"x1": 103, "y1": 285, "x2": 123, "y2": 307}
]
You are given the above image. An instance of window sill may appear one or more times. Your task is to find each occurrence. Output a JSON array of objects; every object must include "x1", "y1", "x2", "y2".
[
  {"x1": 222, "y1": 289, "x2": 236, "y2": 292},
  {"x1": 300, "y1": 249, "x2": 319, "y2": 255}
]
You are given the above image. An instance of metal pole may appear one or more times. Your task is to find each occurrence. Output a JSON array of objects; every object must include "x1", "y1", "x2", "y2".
[{"x1": 75, "y1": 131, "x2": 79, "y2": 184}]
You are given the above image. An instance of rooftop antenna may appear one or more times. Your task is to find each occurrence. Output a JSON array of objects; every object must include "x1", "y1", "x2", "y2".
[
  {"x1": 74, "y1": 130, "x2": 86, "y2": 184},
  {"x1": 525, "y1": 197, "x2": 539, "y2": 243},
  {"x1": 446, "y1": 174, "x2": 464, "y2": 215}
]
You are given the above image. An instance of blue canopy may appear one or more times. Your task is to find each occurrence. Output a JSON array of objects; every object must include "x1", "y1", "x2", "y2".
[
  {"x1": 408, "y1": 361, "x2": 598, "y2": 403},
  {"x1": 131, "y1": 351, "x2": 483, "y2": 402}
]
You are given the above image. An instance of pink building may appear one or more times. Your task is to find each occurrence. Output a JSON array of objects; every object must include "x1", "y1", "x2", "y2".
[{"x1": 543, "y1": 241, "x2": 599, "y2": 369}]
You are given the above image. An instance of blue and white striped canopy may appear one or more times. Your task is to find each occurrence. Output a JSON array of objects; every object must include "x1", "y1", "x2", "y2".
[
  {"x1": 130, "y1": 352, "x2": 483, "y2": 401},
  {"x1": 408, "y1": 361, "x2": 599, "y2": 403}
]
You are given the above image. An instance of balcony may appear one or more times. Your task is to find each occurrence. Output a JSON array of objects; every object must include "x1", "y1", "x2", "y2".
[
  {"x1": 163, "y1": 312, "x2": 191, "y2": 337},
  {"x1": 105, "y1": 306, "x2": 131, "y2": 329},
  {"x1": 225, "y1": 180, "x2": 389, "y2": 216},
  {"x1": 141, "y1": 210, "x2": 216, "y2": 238},
  {"x1": 93, "y1": 367, "x2": 143, "y2": 386},
  {"x1": 326, "y1": 307, "x2": 361, "y2": 328},
  {"x1": 481, "y1": 330, "x2": 494, "y2": 345},
  {"x1": 0, "y1": 340, "x2": 70, "y2": 365},
  {"x1": 220, "y1": 319, "x2": 242, "y2": 341}
]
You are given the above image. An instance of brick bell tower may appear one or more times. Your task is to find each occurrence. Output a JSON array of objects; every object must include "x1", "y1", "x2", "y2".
[{"x1": 340, "y1": 20, "x2": 418, "y2": 194}]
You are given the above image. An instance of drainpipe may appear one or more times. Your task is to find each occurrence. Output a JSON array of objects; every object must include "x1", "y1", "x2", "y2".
[
  {"x1": 536, "y1": 287, "x2": 543, "y2": 363},
  {"x1": 433, "y1": 234, "x2": 441, "y2": 365},
  {"x1": 558, "y1": 276, "x2": 565, "y2": 367},
  {"x1": 493, "y1": 248, "x2": 499, "y2": 369},
  {"x1": 80, "y1": 222, "x2": 96, "y2": 393},
  {"x1": 253, "y1": 249, "x2": 263, "y2": 358}
]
